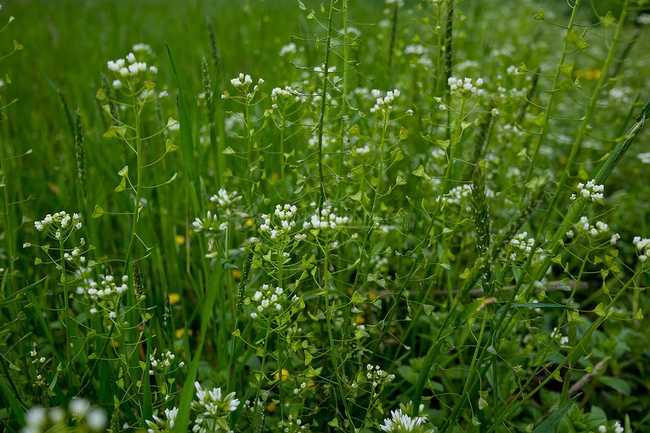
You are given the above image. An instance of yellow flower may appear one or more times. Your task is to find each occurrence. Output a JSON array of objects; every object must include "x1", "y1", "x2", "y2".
[
  {"x1": 575, "y1": 68, "x2": 601, "y2": 80},
  {"x1": 231, "y1": 269, "x2": 242, "y2": 281},
  {"x1": 168, "y1": 293, "x2": 180, "y2": 305},
  {"x1": 175, "y1": 234, "x2": 185, "y2": 245},
  {"x1": 274, "y1": 368, "x2": 289, "y2": 382}
]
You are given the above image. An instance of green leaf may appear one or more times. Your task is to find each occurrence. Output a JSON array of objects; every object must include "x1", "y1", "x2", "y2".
[
  {"x1": 533, "y1": 401, "x2": 574, "y2": 433},
  {"x1": 0, "y1": 376, "x2": 24, "y2": 422},
  {"x1": 92, "y1": 205, "x2": 104, "y2": 218},
  {"x1": 593, "y1": 303, "x2": 607, "y2": 317},
  {"x1": 351, "y1": 291, "x2": 365, "y2": 305},
  {"x1": 599, "y1": 376, "x2": 631, "y2": 396},
  {"x1": 103, "y1": 125, "x2": 127, "y2": 139},
  {"x1": 412, "y1": 165, "x2": 429, "y2": 180},
  {"x1": 165, "y1": 139, "x2": 178, "y2": 153},
  {"x1": 114, "y1": 176, "x2": 126, "y2": 192}
]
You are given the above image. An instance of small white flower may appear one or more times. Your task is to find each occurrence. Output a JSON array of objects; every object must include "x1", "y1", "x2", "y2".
[
  {"x1": 69, "y1": 398, "x2": 90, "y2": 418},
  {"x1": 86, "y1": 408, "x2": 107, "y2": 431}
]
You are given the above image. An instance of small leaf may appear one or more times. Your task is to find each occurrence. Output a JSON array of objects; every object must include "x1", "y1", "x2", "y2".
[
  {"x1": 165, "y1": 139, "x2": 178, "y2": 153},
  {"x1": 351, "y1": 291, "x2": 365, "y2": 305},
  {"x1": 92, "y1": 205, "x2": 105, "y2": 218},
  {"x1": 114, "y1": 176, "x2": 126, "y2": 192}
]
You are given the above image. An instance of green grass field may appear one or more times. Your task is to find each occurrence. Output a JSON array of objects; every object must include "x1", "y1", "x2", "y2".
[{"x1": 1, "y1": 0, "x2": 650, "y2": 432}]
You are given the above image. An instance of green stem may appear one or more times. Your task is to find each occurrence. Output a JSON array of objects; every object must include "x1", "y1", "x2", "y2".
[
  {"x1": 539, "y1": 0, "x2": 628, "y2": 234},
  {"x1": 525, "y1": 0, "x2": 582, "y2": 181},
  {"x1": 317, "y1": 0, "x2": 335, "y2": 210}
]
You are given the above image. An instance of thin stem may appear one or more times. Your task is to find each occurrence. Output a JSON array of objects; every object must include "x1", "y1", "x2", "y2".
[
  {"x1": 525, "y1": 0, "x2": 582, "y2": 182},
  {"x1": 317, "y1": 0, "x2": 335, "y2": 211}
]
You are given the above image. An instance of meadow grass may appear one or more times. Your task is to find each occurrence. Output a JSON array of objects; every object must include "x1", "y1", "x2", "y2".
[{"x1": 1, "y1": 1, "x2": 650, "y2": 432}]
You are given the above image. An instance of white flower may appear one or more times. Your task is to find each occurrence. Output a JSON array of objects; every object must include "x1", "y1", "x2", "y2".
[
  {"x1": 370, "y1": 88, "x2": 400, "y2": 113},
  {"x1": 633, "y1": 236, "x2": 650, "y2": 262},
  {"x1": 637, "y1": 152, "x2": 650, "y2": 164},
  {"x1": 25, "y1": 407, "x2": 47, "y2": 428},
  {"x1": 448, "y1": 76, "x2": 486, "y2": 96},
  {"x1": 303, "y1": 204, "x2": 350, "y2": 231},
  {"x1": 439, "y1": 184, "x2": 473, "y2": 206},
  {"x1": 637, "y1": 13, "x2": 650, "y2": 25},
  {"x1": 279, "y1": 42, "x2": 297, "y2": 57},
  {"x1": 69, "y1": 398, "x2": 90, "y2": 418},
  {"x1": 509, "y1": 232, "x2": 535, "y2": 260},
  {"x1": 380, "y1": 408, "x2": 432, "y2": 433},
  {"x1": 613, "y1": 421, "x2": 624, "y2": 433},
  {"x1": 573, "y1": 180, "x2": 604, "y2": 202},
  {"x1": 146, "y1": 406, "x2": 178, "y2": 432},
  {"x1": 192, "y1": 382, "x2": 239, "y2": 433},
  {"x1": 86, "y1": 408, "x2": 107, "y2": 431}
]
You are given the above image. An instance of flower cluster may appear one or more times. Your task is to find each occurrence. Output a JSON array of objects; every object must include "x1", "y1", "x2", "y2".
[
  {"x1": 107, "y1": 44, "x2": 157, "y2": 89},
  {"x1": 638, "y1": 152, "x2": 650, "y2": 164},
  {"x1": 192, "y1": 211, "x2": 223, "y2": 233},
  {"x1": 230, "y1": 73, "x2": 253, "y2": 88},
  {"x1": 146, "y1": 407, "x2": 178, "y2": 433},
  {"x1": 192, "y1": 382, "x2": 239, "y2": 433},
  {"x1": 22, "y1": 399, "x2": 107, "y2": 433},
  {"x1": 279, "y1": 42, "x2": 297, "y2": 57},
  {"x1": 260, "y1": 204, "x2": 298, "y2": 239},
  {"x1": 229, "y1": 73, "x2": 263, "y2": 92},
  {"x1": 404, "y1": 44, "x2": 426, "y2": 56},
  {"x1": 439, "y1": 184, "x2": 473, "y2": 206},
  {"x1": 448, "y1": 76, "x2": 485, "y2": 96},
  {"x1": 193, "y1": 189, "x2": 244, "y2": 234},
  {"x1": 567, "y1": 216, "x2": 610, "y2": 238},
  {"x1": 366, "y1": 364, "x2": 396, "y2": 388},
  {"x1": 571, "y1": 180, "x2": 604, "y2": 202},
  {"x1": 74, "y1": 270, "x2": 128, "y2": 317},
  {"x1": 403, "y1": 44, "x2": 431, "y2": 67},
  {"x1": 271, "y1": 85, "x2": 305, "y2": 106},
  {"x1": 62, "y1": 241, "x2": 88, "y2": 263},
  {"x1": 379, "y1": 409, "x2": 432, "y2": 433},
  {"x1": 29, "y1": 343, "x2": 48, "y2": 387},
  {"x1": 34, "y1": 211, "x2": 82, "y2": 239},
  {"x1": 303, "y1": 204, "x2": 350, "y2": 231},
  {"x1": 509, "y1": 232, "x2": 535, "y2": 260},
  {"x1": 210, "y1": 188, "x2": 241, "y2": 210},
  {"x1": 149, "y1": 350, "x2": 184, "y2": 375},
  {"x1": 278, "y1": 415, "x2": 309, "y2": 433},
  {"x1": 633, "y1": 236, "x2": 650, "y2": 262},
  {"x1": 370, "y1": 88, "x2": 400, "y2": 113},
  {"x1": 551, "y1": 326, "x2": 569, "y2": 345},
  {"x1": 249, "y1": 284, "x2": 286, "y2": 319}
]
